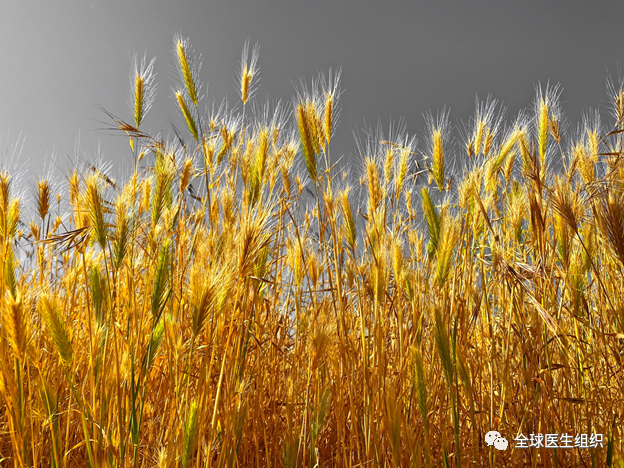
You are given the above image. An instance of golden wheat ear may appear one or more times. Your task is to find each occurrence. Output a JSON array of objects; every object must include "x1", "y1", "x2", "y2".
[
  {"x1": 435, "y1": 215, "x2": 459, "y2": 287},
  {"x1": 533, "y1": 83, "x2": 562, "y2": 179},
  {"x1": 239, "y1": 38, "x2": 260, "y2": 105},
  {"x1": 424, "y1": 108, "x2": 450, "y2": 191},
  {"x1": 174, "y1": 33, "x2": 200, "y2": 106},
  {"x1": 319, "y1": 68, "x2": 342, "y2": 146},
  {"x1": 84, "y1": 174, "x2": 109, "y2": 250},
  {"x1": 339, "y1": 188, "x2": 357, "y2": 250},
  {"x1": 36, "y1": 177, "x2": 51, "y2": 221},
  {"x1": 393, "y1": 146, "x2": 410, "y2": 200},
  {"x1": 179, "y1": 156, "x2": 195, "y2": 194},
  {"x1": 130, "y1": 53, "x2": 157, "y2": 129},
  {"x1": 3, "y1": 290, "x2": 29, "y2": 362},
  {"x1": 190, "y1": 267, "x2": 215, "y2": 337},
  {"x1": 176, "y1": 91, "x2": 199, "y2": 142},
  {"x1": 489, "y1": 127, "x2": 522, "y2": 181}
]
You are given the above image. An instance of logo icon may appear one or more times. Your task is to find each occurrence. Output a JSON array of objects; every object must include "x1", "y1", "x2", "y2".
[{"x1": 485, "y1": 431, "x2": 508, "y2": 451}]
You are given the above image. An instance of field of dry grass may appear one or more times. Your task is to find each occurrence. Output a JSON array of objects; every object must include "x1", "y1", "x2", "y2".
[{"x1": 0, "y1": 35, "x2": 623, "y2": 467}]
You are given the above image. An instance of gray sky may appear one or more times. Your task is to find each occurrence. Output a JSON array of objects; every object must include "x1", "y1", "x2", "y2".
[{"x1": 2, "y1": 0, "x2": 624, "y2": 177}]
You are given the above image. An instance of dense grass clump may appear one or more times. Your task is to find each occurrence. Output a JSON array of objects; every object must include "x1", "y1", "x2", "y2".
[{"x1": 1, "y1": 35, "x2": 623, "y2": 467}]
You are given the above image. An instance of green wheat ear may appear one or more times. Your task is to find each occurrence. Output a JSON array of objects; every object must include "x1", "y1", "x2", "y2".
[
  {"x1": 144, "y1": 318, "x2": 165, "y2": 371},
  {"x1": 296, "y1": 103, "x2": 317, "y2": 181},
  {"x1": 39, "y1": 377, "x2": 59, "y2": 424},
  {"x1": 40, "y1": 294, "x2": 73, "y2": 366},
  {"x1": 340, "y1": 188, "x2": 357, "y2": 249},
  {"x1": 413, "y1": 347, "x2": 427, "y2": 425},
  {"x1": 434, "y1": 307, "x2": 453, "y2": 387},
  {"x1": 4, "y1": 248, "x2": 18, "y2": 299},
  {"x1": 151, "y1": 239, "x2": 172, "y2": 320},
  {"x1": 112, "y1": 193, "x2": 130, "y2": 270},
  {"x1": 89, "y1": 265, "x2": 107, "y2": 327},
  {"x1": 181, "y1": 401, "x2": 199, "y2": 468},
  {"x1": 421, "y1": 186, "x2": 441, "y2": 258}
]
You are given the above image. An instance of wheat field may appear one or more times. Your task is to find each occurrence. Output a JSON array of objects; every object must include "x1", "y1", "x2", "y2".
[{"x1": 0, "y1": 35, "x2": 623, "y2": 467}]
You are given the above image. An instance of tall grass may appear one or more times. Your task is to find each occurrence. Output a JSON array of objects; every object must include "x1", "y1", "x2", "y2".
[{"x1": 0, "y1": 35, "x2": 623, "y2": 467}]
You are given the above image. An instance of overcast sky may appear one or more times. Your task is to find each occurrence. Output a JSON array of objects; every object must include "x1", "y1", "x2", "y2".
[{"x1": 2, "y1": 0, "x2": 624, "y2": 177}]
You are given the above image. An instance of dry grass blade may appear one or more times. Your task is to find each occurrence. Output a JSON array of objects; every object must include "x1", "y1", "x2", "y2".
[{"x1": 99, "y1": 106, "x2": 153, "y2": 140}]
